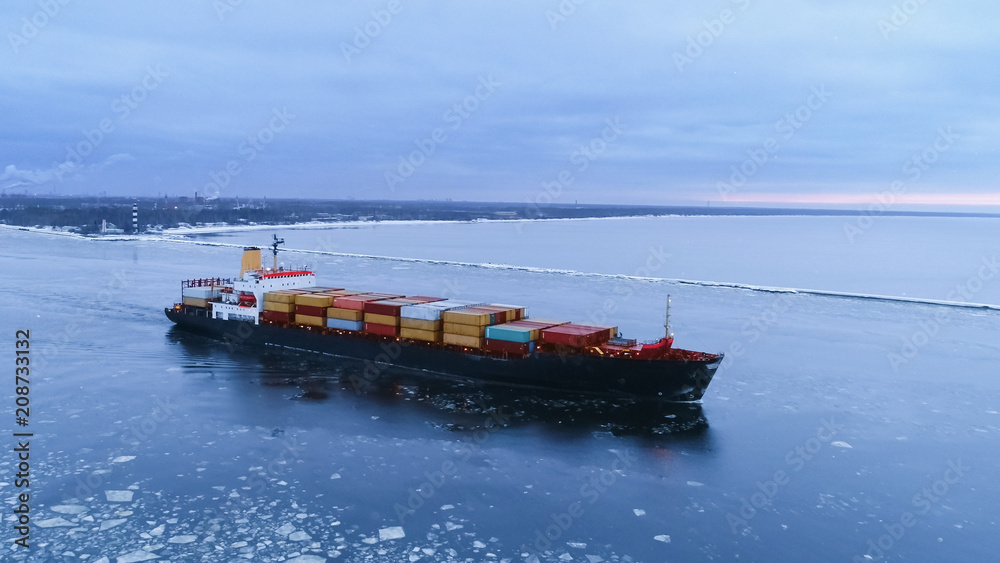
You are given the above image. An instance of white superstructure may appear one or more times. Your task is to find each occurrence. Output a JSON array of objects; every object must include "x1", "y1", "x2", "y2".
[
  {"x1": 186, "y1": 244, "x2": 316, "y2": 324},
  {"x1": 211, "y1": 269, "x2": 316, "y2": 324}
]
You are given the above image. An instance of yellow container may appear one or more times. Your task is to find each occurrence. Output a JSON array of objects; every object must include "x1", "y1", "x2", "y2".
[
  {"x1": 444, "y1": 322, "x2": 485, "y2": 337},
  {"x1": 296, "y1": 314, "x2": 325, "y2": 327},
  {"x1": 295, "y1": 293, "x2": 335, "y2": 307},
  {"x1": 485, "y1": 305, "x2": 526, "y2": 323},
  {"x1": 182, "y1": 297, "x2": 209, "y2": 308},
  {"x1": 442, "y1": 309, "x2": 492, "y2": 326},
  {"x1": 327, "y1": 307, "x2": 364, "y2": 321},
  {"x1": 400, "y1": 327, "x2": 442, "y2": 342},
  {"x1": 443, "y1": 333, "x2": 482, "y2": 348},
  {"x1": 400, "y1": 317, "x2": 442, "y2": 331},
  {"x1": 365, "y1": 313, "x2": 400, "y2": 326},
  {"x1": 263, "y1": 301, "x2": 295, "y2": 313},
  {"x1": 264, "y1": 290, "x2": 303, "y2": 304}
]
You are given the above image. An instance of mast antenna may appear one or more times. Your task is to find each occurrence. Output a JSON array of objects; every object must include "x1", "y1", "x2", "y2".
[
  {"x1": 271, "y1": 234, "x2": 285, "y2": 270},
  {"x1": 665, "y1": 295, "x2": 673, "y2": 340}
]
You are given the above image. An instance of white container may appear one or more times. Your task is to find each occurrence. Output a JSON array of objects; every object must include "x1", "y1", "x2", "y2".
[
  {"x1": 399, "y1": 300, "x2": 484, "y2": 321},
  {"x1": 327, "y1": 318, "x2": 363, "y2": 331},
  {"x1": 182, "y1": 286, "x2": 220, "y2": 299}
]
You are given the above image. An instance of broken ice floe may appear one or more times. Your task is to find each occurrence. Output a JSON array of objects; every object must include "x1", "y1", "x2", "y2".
[
  {"x1": 112, "y1": 455, "x2": 137, "y2": 463},
  {"x1": 37, "y1": 517, "x2": 75, "y2": 528},
  {"x1": 286, "y1": 555, "x2": 327, "y2": 563},
  {"x1": 831, "y1": 441, "x2": 853, "y2": 448},
  {"x1": 167, "y1": 534, "x2": 198, "y2": 544},
  {"x1": 633, "y1": 509, "x2": 646, "y2": 517},
  {"x1": 654, "y1": 534, "x2": 671, "y2": 543},
  {"x1": 289, "y1": 530, "x2": 312, "y2": 541},
  {"x1": 379, "y1": 526, "x2": 405, "y2": 541},
  {"x1": 276, "y1": 523, "x2": 297, "y2": 535},
  {"x1": 51, "y1": 504, "x2": 88, "y2": 514},
  {"x1": 99, "y1": 518, "x2": 127, "y2": 531},
  {"x1": 115, "y1": 550, "x2": 159, "y2": 562},
  {"x1": 105, "y1": 490, "x2": 134, "y2": 502}
]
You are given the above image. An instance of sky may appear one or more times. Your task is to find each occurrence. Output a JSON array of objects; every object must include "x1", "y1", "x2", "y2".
[{"x1": 1, "y1": 1, "x2": 998, "y2": 210}]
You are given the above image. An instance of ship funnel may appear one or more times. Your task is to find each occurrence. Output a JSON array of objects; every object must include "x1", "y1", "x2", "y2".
[{"x1": 240, "y1": 247, "x2": 262, "y2": 277}]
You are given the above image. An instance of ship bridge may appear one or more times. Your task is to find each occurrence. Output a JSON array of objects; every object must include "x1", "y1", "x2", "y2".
[{"x1": 210, "y1": 246, "x2": 315, "y2": 324}]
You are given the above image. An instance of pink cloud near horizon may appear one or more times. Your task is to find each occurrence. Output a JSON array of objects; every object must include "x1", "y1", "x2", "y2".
[{"x1": 720, "y1": 192, "x2": 1000, "y2": 207}]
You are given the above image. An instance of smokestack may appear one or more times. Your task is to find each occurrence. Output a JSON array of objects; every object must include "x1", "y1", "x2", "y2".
[{"x1": 240, "y1": 247, "x2": 262, "y2": 277}]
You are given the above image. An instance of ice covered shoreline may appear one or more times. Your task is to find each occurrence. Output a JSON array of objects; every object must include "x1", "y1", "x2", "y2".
[{"x1": 5, "y1": 219, "x2": 998, "y2": 311}]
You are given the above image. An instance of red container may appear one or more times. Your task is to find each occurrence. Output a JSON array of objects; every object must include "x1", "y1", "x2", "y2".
[
  {"x1": 262, "y1": 310, "x2": 293, "y2": 323},
  {"x1": 541, "y1": 324, "x2": 613, "y2": 348},
  {"x1": 334, "y1": 293, "x2": 403, "y2": 310},
  {"x1": 477, "y1": 306, "x2": 506, "y2": 324},
  {"x1": 364, "y1": 296, "x2": 446, "y2": 315},
  {"x1": 295, "y1": 305, "x2": 326, "y2": 317},
  {"x1": 364, "y1": 298, "x2": 418, "y2": 316},
  {"x1": 364, "y1": 322, "x2": 399, "y2": 337},
  {"x1": 484, "y1": 339, "x2": 533, "y2": 355}
]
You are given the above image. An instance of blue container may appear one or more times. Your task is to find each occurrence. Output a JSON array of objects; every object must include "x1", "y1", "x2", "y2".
[
  {"x1": 327, "y1": 318, "x2": 363, "y2": 331},
  {"x1": 485, "y1": 324, "x2": 533, "y2": 343}
]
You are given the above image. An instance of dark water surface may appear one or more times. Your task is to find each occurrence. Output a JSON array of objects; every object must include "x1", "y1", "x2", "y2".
[{"x1": 1, "y1": 228, "x2": 998, "y2": 562}]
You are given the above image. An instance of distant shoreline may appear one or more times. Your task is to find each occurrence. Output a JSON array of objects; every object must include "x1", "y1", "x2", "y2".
[
  {"x1": 4, "y1": 211, "x2": 998, "y2": 242},
  {"x1": 2, "y1": 196, "x2": 999, "y2": 235}
]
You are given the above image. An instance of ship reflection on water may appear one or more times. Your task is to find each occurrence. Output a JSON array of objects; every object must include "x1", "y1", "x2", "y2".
[{"x1": 167, "y1": 326, "x2": 710, "y2": 438}]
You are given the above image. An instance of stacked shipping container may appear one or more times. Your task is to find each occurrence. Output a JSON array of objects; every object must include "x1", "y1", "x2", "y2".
[
  {"x1": 321, "y1": 290, "x2": 367, "y2": 331},
  {"x1": 483, "y1": 318, "x2": 567, "y2": 354},
  {"x1": 363, "y1": 296, "x2": 444, "y2": 337},
  {"x1": 262, "y1": 289, "x2": 307, "y2": 323},
  {"x1": 327, "y1": 293, "x2": 400, "y2": 332},
  {"x1": 441, "y1": 304, "x2": 527, "y2": 349},
  {"x1": 398, "y1": 300, "x2": 484, "y2": 342},
  {"x1": 259, "y1": 286, "x2": 618, "y2": 355},
  {"x1": 181, "y1": 285, "x2": 221, "y2": 308},
  {"x1": 294, "y1": 289, "x2": 344, "y2": 327},
  {"x1": 540, "y1": 323, "x2": 618, "y2": 347}
]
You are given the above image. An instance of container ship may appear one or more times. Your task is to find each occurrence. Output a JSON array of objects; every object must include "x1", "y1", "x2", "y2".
[{"x1": 165, "y1": 240, "x2": 723, "y2": 401}]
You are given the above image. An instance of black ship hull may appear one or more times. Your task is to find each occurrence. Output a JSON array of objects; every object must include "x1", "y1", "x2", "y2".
[{"x1": 165, "y1": 308, "x2": 722, "y2": 401}]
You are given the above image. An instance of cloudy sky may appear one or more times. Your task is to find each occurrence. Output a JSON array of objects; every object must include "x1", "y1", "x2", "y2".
[{"x1": 2, "y1": 1, "x2": 997, "y2": 209}]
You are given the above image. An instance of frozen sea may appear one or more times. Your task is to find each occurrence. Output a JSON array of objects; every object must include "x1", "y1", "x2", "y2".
[{"x1": 2, "y1": 215, "x2": 998, "y2": 562}]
